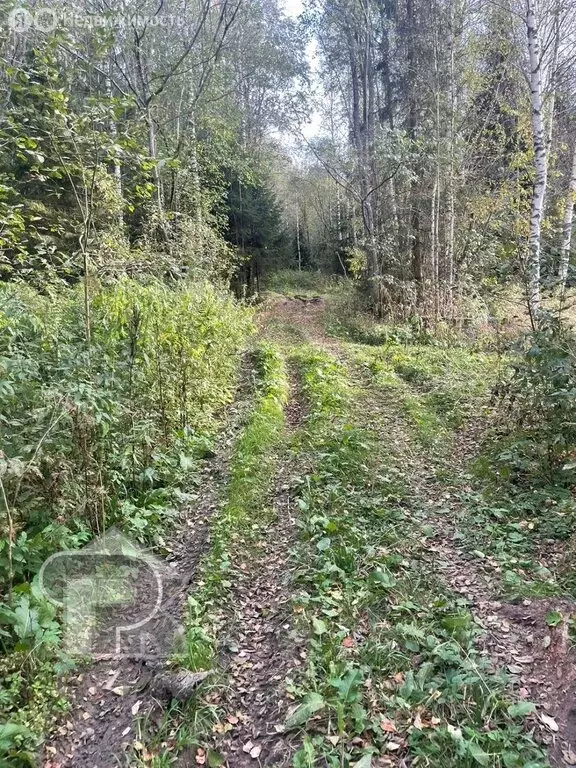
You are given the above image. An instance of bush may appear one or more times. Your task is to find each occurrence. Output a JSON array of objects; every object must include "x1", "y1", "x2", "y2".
[
  {"x1": 0, "y1": 279, "x2": 253, "y2": 741},
  {"x1": 489, "y1": 314, "x2": 576, "y2": 484}
]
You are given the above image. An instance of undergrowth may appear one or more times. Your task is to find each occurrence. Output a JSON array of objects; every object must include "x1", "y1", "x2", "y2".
[
  {"x1": 0, "y1": 279, "x2": 252, "y2": 762},
  {"x1": 455, "y1": 315, "x2": 576, "y2": 599},
  {"x1": 286, "y1": 347, "x2": 548, "y2": 768}
]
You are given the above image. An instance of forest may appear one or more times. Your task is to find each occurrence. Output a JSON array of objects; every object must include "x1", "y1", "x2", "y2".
[{"x1": 1, "y1": 0, "x2": 576, "y2": 766}]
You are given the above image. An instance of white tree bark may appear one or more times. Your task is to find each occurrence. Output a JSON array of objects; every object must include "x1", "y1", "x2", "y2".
[
  {"x1": 526, "y1": 0, "x2": 548, "y2": 318},
  {"x1": 559, "y1": 141, "x2": 576, "y2": 290}
]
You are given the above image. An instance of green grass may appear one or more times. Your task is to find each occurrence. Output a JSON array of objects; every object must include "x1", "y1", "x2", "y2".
[
  {"x1": 263, "y1": 269, "x2": 340, "y2": 297},
  {"x1": 351, "y1": 343, "x2": 499, "y2": 449},
  {"x1": 285, "y1": 346, "x2": 548, "y2": 768}
]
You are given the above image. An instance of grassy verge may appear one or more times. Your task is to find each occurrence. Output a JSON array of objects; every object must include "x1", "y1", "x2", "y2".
[
  {"x1": 357, "y1": 341, "x2": 570, "y2": 621},
  {"x1": 263, "y1": 269, "x2": 340, "y2": 298},
  {"x1": 134, "y1": 343, "x2": 290, "y2": 766},
  {"x1": 0, "y1": 282, "x2": 253, "y2": 765},
  {"x1": 284, "y1": 347, "x2": 548, "y2": 768},
  {"x1": 351, "y1": 343, "x2": 499, "y2": 450}
]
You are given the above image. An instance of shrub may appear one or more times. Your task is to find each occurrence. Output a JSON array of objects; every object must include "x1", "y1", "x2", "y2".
[{"x1": 490, "y1": 314, "x2": 576, "y2": 484}]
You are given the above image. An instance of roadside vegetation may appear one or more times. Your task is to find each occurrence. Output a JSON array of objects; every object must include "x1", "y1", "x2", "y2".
[{"x1": 0, "y1": 280, "x2": 252, "y2": 762}]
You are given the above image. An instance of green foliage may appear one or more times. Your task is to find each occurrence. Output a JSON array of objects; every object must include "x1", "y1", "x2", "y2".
[
  {"x1": 487, "y1": 315, "x2": 576, "y2": 484},
  {"x1": 288, "y1": 346, "x2": 546, "y2": 768},
  {"x1": 0, "y1": 42, "x2": 150, "y2": 285},
  {"x1": 0, "y1": 278, "x2": 252, "y2": 749},
  {"x1": 0, "y1": 280, "x2": 252, "y2": 564}
]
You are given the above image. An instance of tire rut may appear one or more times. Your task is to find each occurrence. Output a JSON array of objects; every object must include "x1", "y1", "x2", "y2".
[
  {"x1": 207, "y1": 367, "x2": 306, "y2": 767},
  {"x1": 357, "y1": 371, "x2": 576, "y2": 766}
]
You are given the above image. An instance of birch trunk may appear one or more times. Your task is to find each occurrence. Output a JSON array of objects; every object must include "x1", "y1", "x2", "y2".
[
  {"x1": 559, "y1": 141, "x2": 576, "y2": 290},
  {"x1": 545, "y1": 13, "x2": 559, "y2": 153},
  {"x1": 146, "y1": 104, "x2": 163, "y2": 211},
  {"x1": 106, "y1": 58, "x2": 123, "y2": 232},
  {"x1": 296, "y1": 207, "x2": 302, "y2": 271},
  {"x1": 189, "y1": 113, "x2": 203, "y2": 232},
  {"x1": 445, "y1": 0, "x2": 456, "y2": 313},
  {"x1": 526, "y1": 0, "x2": 547, "y2": 319}
]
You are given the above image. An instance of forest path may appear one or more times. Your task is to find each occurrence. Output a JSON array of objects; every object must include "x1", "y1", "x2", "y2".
[
  {"x1": 243, "y1": 295, "x2": 576, "y2": 767},
  {"x1": 45, "y1": 295, "x2": 576, "y2": 768},
  {"x1": 43, "y1": 365, "x2": 255, "y2": 768}
]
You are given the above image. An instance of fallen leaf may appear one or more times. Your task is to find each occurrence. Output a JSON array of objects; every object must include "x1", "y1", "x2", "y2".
[
  {"x1": 352, "y1": 756, "x2": 372, "y2": 768},
  {"x1": 380, "y1": 717, "x2": 397, "y2": 733},
  {"x1": 540, "y1": 713, "x2": 559, "y2": 732},
  {"x1": 103, "y1": 670, "x2": 121, "y2": 690}
]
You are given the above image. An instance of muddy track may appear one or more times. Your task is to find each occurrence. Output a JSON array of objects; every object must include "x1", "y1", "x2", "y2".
[
  {"x1": 44, "y1": 362, "x2": 254, "y2": 768},
  {"x1": 206, "y1": 367, "x2": 307, "y2": 767}
]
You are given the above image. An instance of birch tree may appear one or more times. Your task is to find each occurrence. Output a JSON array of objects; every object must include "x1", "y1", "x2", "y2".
[
  {"x1": 559, "y1": 140, "x2": 576, "y2": 291},
  {"x1": 525, "y1": 0, "x2": 547, "y2": 318}
]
